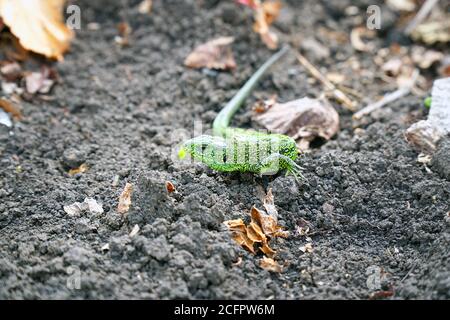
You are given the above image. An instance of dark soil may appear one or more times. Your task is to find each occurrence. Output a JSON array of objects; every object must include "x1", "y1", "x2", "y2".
[{"x1": 0, "y1": 0, "x2": 449, "y2": 299}]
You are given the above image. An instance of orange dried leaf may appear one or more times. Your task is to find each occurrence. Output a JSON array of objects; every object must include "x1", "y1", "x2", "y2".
[
  {"x1": 246, "y1": 221, "x2": 266, "y2": 243},
  {"x1": 231, "y1": 231, "x2": 255, "y2": 254},
  {"x1": 165, "y1": 181, "x2": 176, "y2": 193},
  {"x1": 259, "y1": 257, "x2": 282, "y2": 273},
  {"x1": 0, "y1": 98, "x2": 22, "y2": 119},
  {"x1": 299, "y1": 242, "x2": 313, "y2": 253},
  {"x1": 184, "y1": 37, "x2": 236, "y2": 70},
  {"x1": 260, "y1": 242, "x2": 276, "y2": 258},
  {"x1": 138, "y1": 0, "x2": 152, "y2": 14},
  {"x1": 118, "y1": 182, "x2": 133, "y2": 214},
  {"x1": 0, "y1": 0, "x2": 74, "y2": 60},
  {"x1": 68, "y1": 163, "x2": 88, "y2": 176},
  {"x1": 250, "y1": 206, "x2": 278, "y2": 237},
  {"x1": 224, "y1": 218, "x2": 247, "y2": 233},
  {"x1": 252, "y1": 0, "x2": 281, "y2": 49}
]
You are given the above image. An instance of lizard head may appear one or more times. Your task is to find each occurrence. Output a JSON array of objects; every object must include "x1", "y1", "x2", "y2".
[{"x1": 178, "y1": 135, "x2": 227, "y2": 164}]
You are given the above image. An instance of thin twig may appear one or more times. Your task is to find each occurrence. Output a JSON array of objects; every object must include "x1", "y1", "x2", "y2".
[
  {"x1": 296, "y1": 52, "x2": 357, "y2": 112},
  {"x1": 352, "y1": 69, "x2": 419, "y2": 120},
  {"x1": 404, "y1": 0, "x2": 440, "y2": 35}
]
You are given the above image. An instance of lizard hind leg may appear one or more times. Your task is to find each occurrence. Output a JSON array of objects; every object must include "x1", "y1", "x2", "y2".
[{"x1": 259, "y1": 153, "x2": 305, "y2": 183}]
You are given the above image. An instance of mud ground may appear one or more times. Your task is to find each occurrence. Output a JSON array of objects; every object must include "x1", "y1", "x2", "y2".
[{"x1": 0, "y1": 0, "x2": 449, "y2": 299}]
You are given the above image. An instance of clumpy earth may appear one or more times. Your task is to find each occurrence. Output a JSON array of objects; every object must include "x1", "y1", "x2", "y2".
[{"x1": 0, "y1": 0, "x2": 449, "y2": 299}]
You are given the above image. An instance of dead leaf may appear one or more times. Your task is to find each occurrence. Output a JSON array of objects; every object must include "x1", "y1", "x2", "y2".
[
  {"x1": 411, "y1": 47, "x2": 444, "y2": 69},
  {"x1": 351, "y1": 27, "x2": 376, "y2": 52},
  {"x1": 224, "y1": 218, "x2": 247, "y2": 233},
  {"x1": 138, "y1": 0, "x2": 152, "y2": 14},
  {"x1": 0, "y1": 0, "x2": 74, "y2": 60},
  {"x1": 326, "y1": 72, "x2": 345, "y2": 84},
  {"x1": 405, "y1": 78, "x2": 450, "y2": 154},
  {"x1": 246, "y1": 221, "x2": 266, "y2": 243},
  {"x1": 236, "y1": 0, "x2": 257, "y2": 9},
  {"x1": 115, "y1": 22, "x2": 132, "y2": 47},
  {"x1": 64, "y1": 197, "x2": 103, "y2": 217},
  {"x1": 411, "y1": 19, "x2": 450, "y2": 45},
  {"x1": 165, "y1": 181, "x2": 176, "y2": 193},
  {"x1": 299, "y1": 242, "x2": 313, "y2": 253},
  {"x1": 254, "y1": 97, "x2": 339, "y2": 149},
  {"x1": 368, "y1": 286, "x2": 395, "y2": 300},
  {"x1": 25, "y1": 67, "x2": 57, "y2": 94},
  {"x1": 0, "y1": 61, "x2": 22, "y2": 81},
  {"x1": 252, "y1": 0, "x2": 281, "y2": 50},
  {"x1": 262, "y1": 188, "x2": 277, "y2": 218},
  {"x1": 252, "y1": 95, "x2": 277, "y2": 113},
  {"x1": 251, "y1": 206, "x2": 277, "y2": 237},
  {"x1": 386, "y1": 0, "x2": 416, "y2": 11},
  {"x1": 184, "y1": 37, "x2": 236, "y2": 71},
  {"x1": 260, "y1": 242, "x2": 276, "y2": 258},
  {"x1": 118, "y1": 183, "x2": 133, "y2": 214},
  {"x1": 224, "y1": 188, "x2": 287, "y2": 257},
  {"x1": 259, "y1": 257, "x2": 282, "y2": 272},
  {"x1": 231, "y1": 231, "x2": 255, "y2": 253},
  {"x1": 129, "y1": 224, "x2": 140, "y2": 237},
  {"x1": 382, "y1": 58, "x2": 403, "y2": 77},
  {"x1": 0, "y1": 98, "x2": 22, "y2": 119},
  {"x1": 417, "y1": 153, "x2": 432, "y2": 164},
  {"x1": 68, "y1": 163, "x2": 88, "y2": 176}
]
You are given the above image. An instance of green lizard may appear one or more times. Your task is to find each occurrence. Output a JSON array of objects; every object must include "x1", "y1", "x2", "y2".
[{"x1": 178, "y1": 46, "x2": 303, "y2": 180}]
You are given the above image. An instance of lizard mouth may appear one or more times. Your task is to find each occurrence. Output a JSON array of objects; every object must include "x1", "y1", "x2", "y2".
[{"x1": 178, "y1": 147, "x2": 187, "y2": 159}]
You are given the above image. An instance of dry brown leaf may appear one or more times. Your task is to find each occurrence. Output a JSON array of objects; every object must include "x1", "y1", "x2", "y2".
[
  {"x1": 254, "y1": 97, "x2": 339, "y2": 149},
  {"x1": 0, "y1": 0, "x2": 74, "y2": 60},
  {"x1": 411, "y1": 19, "x2": 450, "y2": 45},
  {"x1": 405, "y1": 78, "x2": 450, "y2": 154},
  {"x1": 0, "y1": 98, "x2": 22, "y2": 119},
  {"x1": 299, "y1": 242, "x2": 313, "y2": 253},
  {"x1": 259, "y1": 257, "x2": 282, "y2": 273},
  {"x1": 223, "y1": 218, "x2": 247, "y2": 233},
  {"x1": 25, "y1": 67, "x2": 56, "y2": 94},
  {"x1": 252, "y1": 95, "x2": 277, "y2": 113},
  {"x1": 386, "y1": 0, "x2": 416, "y2": 11},
  {"x1": 252, "y1": 0, "x2": 281, "y2": 50},
  {"x1": 184, "y1": 37, "x2": 236, "y2": 71},
  {"x1": 262, "y1": 188, "x2": 277, "y2": 218},
  {"x1": 382, "y1": 58, "x2": 403, "y2": 77},
  {"x1": 165, "y1": 181, "x2": 176, "y2": 193},
  {"x1": 260, "y1": 242, "x2": 276, "y2": 258},
  {"x1": 68, "y1": 163, "x2": 88, "y2": 176},
  {"x1": 138, "y1": 0, "x2": 152, "y2": 14},
  {"x1": 224, "y1": 189, "x2": 287, "y2": 258},
  {"x1": 231, "y1": 231, "x2": 255, "y2": 254},
  {"x1": 118, "y1": 182, "x2": 133, "y2": 214},
  {"x1": 350, "y1": 27, "x2": 376, "y2": 52},
  {"x1": 0, "y1": 61, "x2": 22, "y2": 81},
  {"x1": 411, "y1": 47, "x2": 444, "y2": 69},
  {"x1": 129, "y1": 224, "x2": 140, "y2": 237},
  {"x1": 115, "y1": 22, "x2": 132, "y2": 47},
  {"x1": 251, "y1": 206, "x2": 278, "y2": 237},
  {"x1": 246, "y1": 221, "x2": 266, "y2": 243}
]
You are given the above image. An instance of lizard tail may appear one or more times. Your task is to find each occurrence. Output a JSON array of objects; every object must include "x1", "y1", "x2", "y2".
[{"x1": 212, "y1": 45, "x2": 290, "y2": 137}]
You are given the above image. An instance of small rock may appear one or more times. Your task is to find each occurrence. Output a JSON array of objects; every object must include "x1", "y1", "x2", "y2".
[
  {"x1": 62, "y1": 148, "x2": 86, "y2": 169},
  {"x1": 0, "y1": 109, "x2": 12, "y2": 128},
  {"x1": 144, "y1": 235, "x2": 171, "y2": 262},
  {"x1": 431, "y1": 140, "x2": 450, "y2": 180},
  {"x1": 64, "y1": 197, "x2": 103, "y2": 216}
]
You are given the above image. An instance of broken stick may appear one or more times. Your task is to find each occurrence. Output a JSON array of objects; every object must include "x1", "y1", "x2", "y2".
[
  {"x1": 296, "y1": 52, "x2": 357, "y2": 112},
  {"x1": 352, "y1": 69, "x2": 419, "y2": 120}
]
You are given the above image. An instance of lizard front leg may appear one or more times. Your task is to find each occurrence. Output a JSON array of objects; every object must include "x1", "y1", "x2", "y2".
[{"x1": 258, "y1": 153, "x2": 305, "y2": 182}]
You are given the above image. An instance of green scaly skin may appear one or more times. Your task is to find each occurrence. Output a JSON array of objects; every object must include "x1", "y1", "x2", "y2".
[{"x1": 179, "y1": 46, "x2": 303, "y2": 180}]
